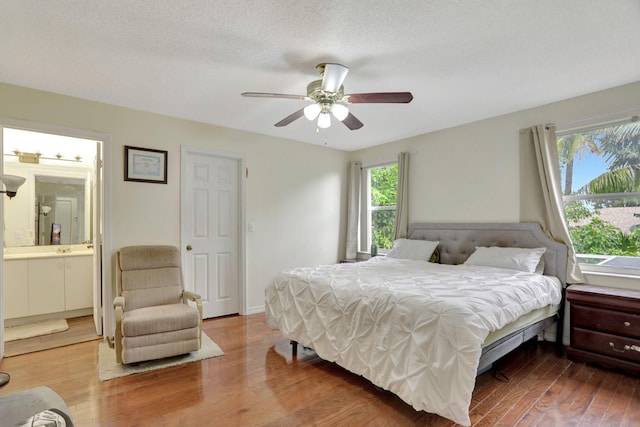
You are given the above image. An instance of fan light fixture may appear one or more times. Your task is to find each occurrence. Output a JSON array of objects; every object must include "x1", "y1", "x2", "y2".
[
  {"x1": 0, "y1": 174, "x2": 26, "y2": 199},
  {"x1": 303, "y1": 102, "x2": 349, "y2": 128}
]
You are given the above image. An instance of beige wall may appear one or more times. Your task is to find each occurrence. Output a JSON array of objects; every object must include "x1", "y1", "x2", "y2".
[
  {"x1": 352, "y1": 81, "x2": 640, "y2": 289},
  {"x1": 0, "y1": 83, "x2": 350, "y2": 319}
]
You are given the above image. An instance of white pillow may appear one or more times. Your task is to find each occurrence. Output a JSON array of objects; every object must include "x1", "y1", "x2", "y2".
[
  {"x1": 386, "y1": 239, "x2": 439, "y2": 261},
  {"x1": 463, "y1": 246, "x2": 547, "y2": 273}
]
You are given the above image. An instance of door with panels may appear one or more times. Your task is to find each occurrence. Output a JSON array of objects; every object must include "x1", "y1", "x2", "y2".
[{"x1": 181, "y1": 147, "x2": 240, "y2": 318}]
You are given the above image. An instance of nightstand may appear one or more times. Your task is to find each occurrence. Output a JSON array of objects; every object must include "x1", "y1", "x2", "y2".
[{"x1": 566, "y1": 284, "x2": 640, "y2": 376}]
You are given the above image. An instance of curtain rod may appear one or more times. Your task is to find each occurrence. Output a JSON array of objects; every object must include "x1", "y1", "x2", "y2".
[{"x1": 546, "y1": 107, "x2": 640, "y2": 131}]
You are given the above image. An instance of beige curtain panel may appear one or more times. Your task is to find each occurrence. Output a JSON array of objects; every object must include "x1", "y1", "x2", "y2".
[
  {"x1": 520, "y1": 124, "x2": 584, "y2": 283},
  {"x1": 394, "y1": 152, "x2": 410, "y2": 240},
  {"x1": 345, "y1": 161, "x2": 361, "y2": 260}
]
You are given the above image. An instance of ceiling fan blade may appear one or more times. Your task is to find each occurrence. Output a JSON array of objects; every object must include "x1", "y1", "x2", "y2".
[
  {"x1": 347, "y1": 92, "x2": 414, "y2": 103},
  {"x1": 274, "y1": 108, "x2": 305, "y2": 127},
  {"x1": 342, "y1": 112, "x2": 364, "y2": 130},
  {"x1": 242, "y1": 92, "x2": 307, "y2": 100},
  {"x1": 321, "y1": 63, "x2": 349, "y2": 93}
]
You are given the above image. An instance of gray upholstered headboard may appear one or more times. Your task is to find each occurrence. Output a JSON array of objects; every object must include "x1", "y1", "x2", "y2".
[{"x1": 407, "y1": 223, "x2": 568, "y2": 286}]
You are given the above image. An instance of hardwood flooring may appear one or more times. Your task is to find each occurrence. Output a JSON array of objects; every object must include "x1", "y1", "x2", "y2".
[
  {"x1": 4, "y1": 315, "x2": 101, "y2": 357},
  {"x1": 0, "y1": 313, "x2": 639, "y2": 426}
]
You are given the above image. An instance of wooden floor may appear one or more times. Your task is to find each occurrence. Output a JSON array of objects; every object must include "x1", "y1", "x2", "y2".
[
  {"x1": 0, "y1": 313, "x2": 639, "y2": 426},
  {"x1": 4, "y1": 315, "x2": 101, "y2": 357}
]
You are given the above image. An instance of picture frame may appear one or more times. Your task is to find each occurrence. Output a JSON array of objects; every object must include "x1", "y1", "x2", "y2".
[
  {"x1": 124, "y1": 145, "x2": 168, "y2": 184},
  {"x1": 51, "y1": 223, "x2": 61, "y2": 245}
]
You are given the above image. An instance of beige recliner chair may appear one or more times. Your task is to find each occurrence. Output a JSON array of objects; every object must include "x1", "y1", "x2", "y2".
[{"x1": 114, "y1": 245, "x2": 202, "y2": 364}]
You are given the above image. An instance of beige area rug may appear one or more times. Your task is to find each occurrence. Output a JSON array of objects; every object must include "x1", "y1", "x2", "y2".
[
  {"x1": 98, "y1": 333, "x2": 224, "y2": 381},
  {"x1": 5, "y1": 319, "x2": 69, "y2": 342}
]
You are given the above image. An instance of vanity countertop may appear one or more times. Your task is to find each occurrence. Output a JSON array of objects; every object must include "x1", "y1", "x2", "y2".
[{"x1": 4, "y1": 246, "x2": 94, "y2": 260}]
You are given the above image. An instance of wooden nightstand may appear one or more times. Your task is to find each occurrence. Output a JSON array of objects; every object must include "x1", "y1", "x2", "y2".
[{"x1": 566, "y1": 284, "x2": 640, "y2": 376}]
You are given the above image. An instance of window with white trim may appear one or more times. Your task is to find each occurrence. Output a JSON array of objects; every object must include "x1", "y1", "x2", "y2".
[
  {"x1": 557, "y1": 117, "x2": 640, "y2": 274},
  {"x1": 360, "y1": 162, "x2": 398, "y2": 253}
]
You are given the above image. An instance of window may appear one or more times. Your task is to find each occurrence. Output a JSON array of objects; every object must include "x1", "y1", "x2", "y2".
[
  {"x1": 557, "y1": 118, "x2": 640, "y2": 274},
  {"x1": 360, "y1": 162, "x2": 398, "y2": 253}
]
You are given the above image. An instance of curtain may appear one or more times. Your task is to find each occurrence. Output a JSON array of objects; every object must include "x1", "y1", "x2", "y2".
[
  {"x1": 394, "y1": 152, "x2": 409, "y2": 240},
  {"x1": 521, "y1": 124, "x2": 584, "y2": 283},
  {"x1": 345, "y1": 161, "x2": 361, "y2": 260}
]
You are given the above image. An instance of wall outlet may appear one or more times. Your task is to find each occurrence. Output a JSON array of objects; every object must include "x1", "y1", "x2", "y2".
[{"x1": 248, "y1": 223, "x2": 255, "y2": 232}]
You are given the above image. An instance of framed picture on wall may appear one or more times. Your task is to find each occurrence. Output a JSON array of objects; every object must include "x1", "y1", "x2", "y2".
[{"x1": 124, "y1": 145, "x2": 168, "y2": 184}]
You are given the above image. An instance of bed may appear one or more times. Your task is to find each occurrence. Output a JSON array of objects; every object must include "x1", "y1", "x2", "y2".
[{"x1": 265, "y1": 223, "x2": 567, "y2": 426}]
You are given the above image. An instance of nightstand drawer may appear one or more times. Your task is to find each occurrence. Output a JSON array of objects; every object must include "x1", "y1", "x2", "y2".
[
  {"x1": 571, "y1": 304, "x2": 640, "y2": 338},
  {"x1": 571, "y1": 327, "x2": 640, "y2": 364}
]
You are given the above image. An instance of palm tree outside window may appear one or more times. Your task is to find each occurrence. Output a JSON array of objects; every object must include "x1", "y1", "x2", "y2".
[{"x1": 557, "y1": 118, "x2": 640, "y2": 272}]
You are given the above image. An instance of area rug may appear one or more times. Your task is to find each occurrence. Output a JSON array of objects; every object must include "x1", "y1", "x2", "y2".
[
  {"x1": 98, "y1": 333, "x2": 224, "y2": 381},
  {"x1": 5, "y1": 319, "x2": 69, "y2": 342}
]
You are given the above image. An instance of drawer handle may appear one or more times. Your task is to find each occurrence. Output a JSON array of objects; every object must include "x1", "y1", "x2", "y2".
[
  {"x1": 624, "y1": 321, "x2": 631, "y2": 327},
  {"x1": 609, "y1": 342, "x2": 640, "y2": 353}
]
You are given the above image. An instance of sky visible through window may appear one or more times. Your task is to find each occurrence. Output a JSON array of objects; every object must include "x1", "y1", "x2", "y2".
[{"x1": 561, "y1": 151, "x2": 607, "y2": 193}]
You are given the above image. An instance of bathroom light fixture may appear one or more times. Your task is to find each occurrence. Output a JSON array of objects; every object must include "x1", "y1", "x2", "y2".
[
  {"x1": 41, "y1": 205, "x2": 52, "y2": 216},
  {"x1": 0, "y1": 174, "x2": 26, "y2": 199}
]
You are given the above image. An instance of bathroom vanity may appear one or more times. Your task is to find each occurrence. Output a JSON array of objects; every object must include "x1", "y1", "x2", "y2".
[{"x1": 3, "y1": 245, "x2": 93, "y2": 320}]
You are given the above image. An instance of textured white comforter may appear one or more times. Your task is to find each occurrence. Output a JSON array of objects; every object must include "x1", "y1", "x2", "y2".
[{"x1": 265, "y1": 257, "x2": 562, "y2": 426}]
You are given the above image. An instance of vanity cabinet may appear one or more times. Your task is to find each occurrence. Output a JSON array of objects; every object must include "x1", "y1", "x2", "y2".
[
  {"x1": 3, "y1": 260, "x2": 29, "y2": 319},
  {"x1": 28, "y1": 258, "x2": 65, "y2": 315},
  {"x1": 3, "y1": 255, "x2": 93, "y2": 319},
  {"x1": 64, "y1": 256, "x2": 93, "y2": 310}
]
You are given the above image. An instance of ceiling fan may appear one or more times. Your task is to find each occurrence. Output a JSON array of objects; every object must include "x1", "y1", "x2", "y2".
[{"x1": 241, "y1": 63, "x2": 413, "y2": 130}]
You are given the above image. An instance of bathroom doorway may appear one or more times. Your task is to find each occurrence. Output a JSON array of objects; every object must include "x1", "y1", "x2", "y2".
[{"x1": 1, "y1": 123, "x2": 107, "y2": 356}]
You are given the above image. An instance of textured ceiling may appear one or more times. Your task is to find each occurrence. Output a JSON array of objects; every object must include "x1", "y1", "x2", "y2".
[{"x1": 2, "y1": 1, "x2": 640, "y2": 151}]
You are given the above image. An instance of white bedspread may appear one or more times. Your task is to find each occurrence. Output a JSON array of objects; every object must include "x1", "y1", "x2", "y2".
[{"x1": 265, "y1": 257, "x2": 562, "y2": 426}]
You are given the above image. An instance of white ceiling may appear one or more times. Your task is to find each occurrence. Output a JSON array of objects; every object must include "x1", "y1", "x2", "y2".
[{"x1": 2, "y1": 1, "x2": 640, "y2": 151}]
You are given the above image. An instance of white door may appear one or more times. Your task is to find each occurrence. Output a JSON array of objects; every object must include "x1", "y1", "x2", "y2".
[
  {"x1": 181, "y1": 147, "x2": 240, "y2": 318},
  {"x1": 54, "y1": 197, "x2": 76, "y2": 244}
]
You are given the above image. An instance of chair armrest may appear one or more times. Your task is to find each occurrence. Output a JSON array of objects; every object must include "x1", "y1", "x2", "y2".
[
  {"x1": 182, "y1": 291, "x2": 203, "y2": 348},
  {"x1": 114, "y1": 296, "x2": 125, "y2": 308},
  {"x1": 182, "y1": 291, "x2": 201, "y2": 301}
]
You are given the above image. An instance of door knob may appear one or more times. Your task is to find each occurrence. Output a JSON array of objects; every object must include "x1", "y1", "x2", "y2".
[{"x1": 186, "y1": 245, "x2": 192, "y2": 251}]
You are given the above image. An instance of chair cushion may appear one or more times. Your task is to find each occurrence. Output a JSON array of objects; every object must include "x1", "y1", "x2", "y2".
[
  {"x1": 119, "y1": 245, "x2": 181, "y2": 270},
  {"x1": 121, "y1": 267, "x2": 183, "y2": 311},
  {"x1": 121, "y1": 303, "x2": 200, "y2": 337}
]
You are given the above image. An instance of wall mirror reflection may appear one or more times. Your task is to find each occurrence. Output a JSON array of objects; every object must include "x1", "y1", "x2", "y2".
[{"x1": 3, "y1": 127, "x2": 98, "y2": 247}]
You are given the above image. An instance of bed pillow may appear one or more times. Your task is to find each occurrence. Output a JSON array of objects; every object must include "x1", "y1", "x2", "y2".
[
  {"x1": 463, "y1": 246, "x2": 547, "y2": 273},
  {"x1": 386, "y1": 239, "x2": 439, "y2": 261}
]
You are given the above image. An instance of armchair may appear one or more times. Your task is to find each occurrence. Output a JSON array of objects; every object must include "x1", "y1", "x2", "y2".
[{"x1": 114, "y1": 245, "x2": 202, "y2": 364}]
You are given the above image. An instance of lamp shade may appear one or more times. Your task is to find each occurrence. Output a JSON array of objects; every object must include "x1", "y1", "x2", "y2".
[
  {"x1": 1, "y1": 174, "x2": 26, "y2": 195},
  {"x1": 331, "y1": 104, "x2": 349, "y2": 121},
  {"x1": 304, "y1": 103, "x2": 321, "y2": 120},
  {"x1": 317, "y1": 113, "x2": 331, "y2": 129}
]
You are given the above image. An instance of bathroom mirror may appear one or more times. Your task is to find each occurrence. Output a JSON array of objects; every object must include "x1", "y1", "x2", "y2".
[
  {"x1": 3, "y1": 165, "x2": 93, "y2": 247},
  {"x1": 2, "y1": 127, "x2": 97, "y2": 248},
  {"x1": 34, "y1": 175, "x2": 90, "y2": 246}
]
